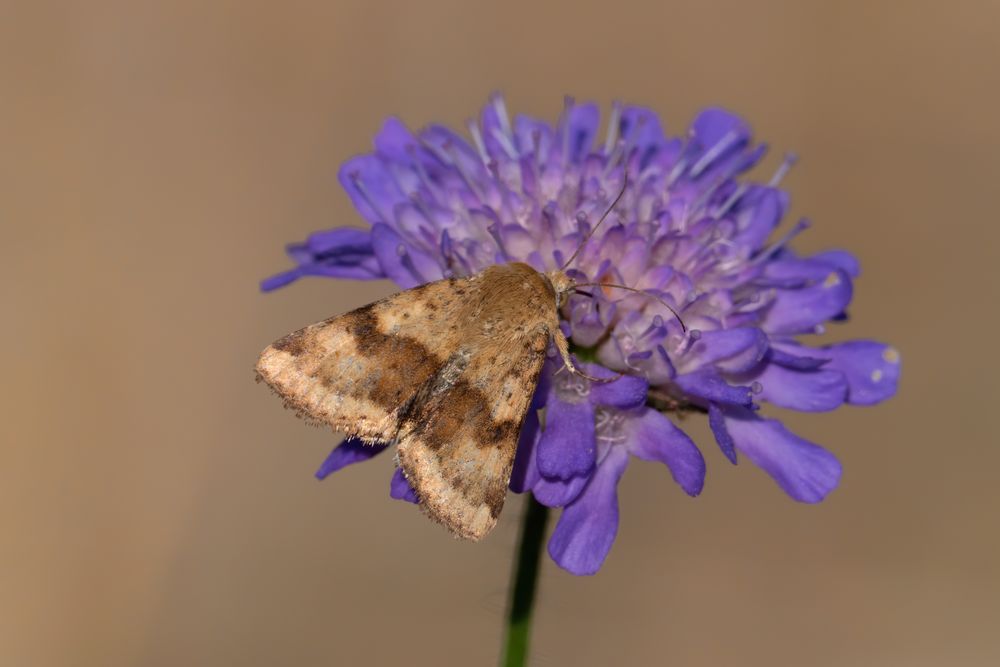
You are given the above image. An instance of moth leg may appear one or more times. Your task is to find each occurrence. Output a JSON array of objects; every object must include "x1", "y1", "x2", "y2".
[{"x1": 551, "y1": 325, "x2": 623, "y2": 384}]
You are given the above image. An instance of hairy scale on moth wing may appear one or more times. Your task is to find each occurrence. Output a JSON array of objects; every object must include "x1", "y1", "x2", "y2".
[{"x1": 256, "y1": 175, "x2": 685, "y2": 541}]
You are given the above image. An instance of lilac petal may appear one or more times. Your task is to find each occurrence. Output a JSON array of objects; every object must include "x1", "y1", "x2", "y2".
[
  {"x1": 374, "y1": 116, "x2": 419, "y2": 162},
  {"x1": 585, "y1": 364, "x2": 649, "y2": 409},
  {"x1": 532, "y1": 471, "x2": 590, "y2": 508},
  {"x1": 619, "y1": 105, "x2": 667, "y2": 152},
  {"x1": 287, "y1": 227, "x2": 377, "y2": 267},
  {"x1": 673, "y1": 369, "x2": 754, "y2": 407},
  {"x1": 548, "y1": 445, "x2": 629, "y2": 575},
  {"x1": 760, "y1": 257, "x2": 846, "y2": 288},
  {"x1": 514, "y1": 115, "x2": 554, "y2": 162},
  {"x1": 261, "y1": 268, "x2": 303, "y2": 291},
  {"x1": 690, "y1": 108, "x2": 750, "y2": 157},
  {"x1": 262, "y1": 228, "x2": 384, "y2": 289},
  {"x1": 298, "y1": 258, "x2": 384, "y2": 281},
  {"x1": 750, "y1": 363, "x2": 848, "y2": 412},
  {"x1": 558, "y1": 100, "x2": 600, "y2": 162},
  {"x1": 768, "y1": 345, "x2": 831, "y2": 370},
  {"x1": 292, "y1": 233, "x2": 383, "y2": 276},
  {"x1": 421, "y1": 125, "x2": 488, "y2": 182},
  {"x1": 292, "y1": 228, "x2": 372, "y2": 259},
  {"x1": 708, "y1": 403, "x2": 737, "y2": 464},
  {"x1": 337, "y1": 155, "x2": 405, "y2": 225},
  {"x1": 820, "y1": 341, "x2": 901, "y2": 405},
  {"x1": 537, "y1": 396, "x2": 597, "y2": 480},
  {"x1": 631, "y1": 345, "x2": 676, "y2": 385},
  {"x1": 627, "y1": 409, "x2": 705, "y2": 496},
  {"x1": 370, "y1": 223, "x2": 420, "y2": 288},
  {"x1": 688, "y1": 108, "x2": 753, "y2": 181},
  {"x1": 514, "y1": 369, "x2": 589, "y2": 507},
  {"x1": 568, "y1": 298, "x2": 612, "y2": 348},
  {"x1": 762, "y1": 269, "x2": 853, "y2": 335},
  {"x1": 509, "y1": 390, "x2": 546, "y2": 494},
  {"x1": 682, "y1": 327, "x2": 769, "y2": 374},
  {"x1": 812, "y1": 249, "x2": 861, "y2": 278},
  {"x1": 479, "y1": 96, "x2": 514, "y2": 160},
  {"x1": 733, "y1": 186, "x2": 789, "y2": 252},
  {"x1": 370, "y1": 223, "x2": 443, "y2": 288},
  {"x1": 390, "y1": 468, "x2": 419, "y2": 504},
  {"x1": 722, "y1": 408, "x2": 841, "y2": 502},
  {"x1": 315, "y1": 438, "x2": 389, "y2": 480},
  {"x1": 386, "y1": 207, "x2": 449, "y2": 282}
]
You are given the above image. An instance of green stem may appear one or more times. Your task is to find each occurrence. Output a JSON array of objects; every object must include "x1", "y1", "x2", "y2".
[{"x1": 501, "y1": 495, "x2": 550, "y2": 667}]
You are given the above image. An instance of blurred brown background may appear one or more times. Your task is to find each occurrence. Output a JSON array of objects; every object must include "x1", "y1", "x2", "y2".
[{"x1": 2, "y1": 1, "x2": 998, "y2": 665}]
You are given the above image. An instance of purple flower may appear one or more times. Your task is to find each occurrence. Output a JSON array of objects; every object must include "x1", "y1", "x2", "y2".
[
  {"x1": 265, "y1": 95, "x2": 900, "y2": 575},
  {"x1": 508, "y1": 361, "x2": 705, "y2": 575}
]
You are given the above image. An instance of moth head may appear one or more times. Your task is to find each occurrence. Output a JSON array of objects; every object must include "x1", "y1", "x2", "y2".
[{"x1": 544, "y1": 269, "x2": 575, "y2": 308}]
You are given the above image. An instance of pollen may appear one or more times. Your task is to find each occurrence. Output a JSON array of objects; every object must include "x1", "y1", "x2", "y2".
[
  {"x1": 822, "y1": 272, "x2": 841, "y2": 288},
  {"x1": 882, "y1": 347, "x2": 900, "y2": 364}
]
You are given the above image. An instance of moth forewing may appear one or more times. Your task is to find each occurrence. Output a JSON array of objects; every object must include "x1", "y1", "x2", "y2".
[{"x1": 257, "y1": 262, "x2": 571, "y2": 540}]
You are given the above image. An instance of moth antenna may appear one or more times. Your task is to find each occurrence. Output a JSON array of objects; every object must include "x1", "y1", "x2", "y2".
[
  {"x1": 559, "y1": 172, "x2": 629, "y2": 272},
  {"x1": 572, "y1": 282, "x2": 688, "y2": 333}
]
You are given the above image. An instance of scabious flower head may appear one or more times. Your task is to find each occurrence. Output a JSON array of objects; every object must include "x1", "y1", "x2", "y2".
[{"x1": 265, "y1": 95, "x2": 901, "y2": 575}]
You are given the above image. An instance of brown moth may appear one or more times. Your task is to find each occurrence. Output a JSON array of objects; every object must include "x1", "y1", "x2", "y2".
[{"x1": 256, "y1": 262, "x2": 584, "y2": 541}]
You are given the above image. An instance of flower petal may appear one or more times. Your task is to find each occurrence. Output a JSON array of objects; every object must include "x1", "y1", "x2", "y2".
[
  {"x1": 760, "y1": 257, "x2": 845, "y2": 288},
  {"x1": 558, "y1": 100, "x2": 600, "y2": 162},
  {"x1": 762, "y1": 269, "x2": 853, "y2": 335},
  {"x1": 514, "y1": 114, "x2": 555, "y2": 162},
  {"x1": 315, "y1": 438, "x2": 389, "y2": 480},
  {"x1": 750, "y1": 363, "x2": 848, "y2": 412},
  {"x1": 370, "y1": 223, "x2": 445, "y2": 288},
  {"x1": 687, "y1": 108, "x2": 752, "y2": 180},
  {"x1": 374, "y1": 116, "x2": 420, "y2": 164},
  {"x1": 532, "y1": 471, "x2": 590, "y2": 508},
  {"x1": 586, "y1": 365, "x2": 649, "y2": 409},
  {"x1": 288, "y1": 227, "x2": 373, "y2": 262},
  {"x1": 820, "y1": 341, "x2": 901, "y2": 405},
  {"x1": 389, "y1": 468, "x2": 418, "y2": 503},
  {"x1": 509, "y1": 401, "x2": 543, "y2": 494},
  {"x1": 513, "y1": 363, "x2": 586, "y2": 507},
  {"x1": 733, "y1": 186, "x2": 789, "y2": 252},
  {"x1": 811, "y1": 249, "x2": 861, "y2": 278},
  {"x1": 337, "y1": 154, "x2": 406, "y2": 225},
  {"x1": 681, "y1": 327, "x2": 769, "y2": 374},
  {"x1": 262, "y1": 228, "x2": 384, "y2": 290},
  {"x1": 260, "y1": 268, "x2": 303, "y2": 291},
  {"x1": 673, "y1": 369, "x2": 754, "y2": 407},
  {"x1": 619, "y1": 105, "x2": 667, "y2": 152},
  {"x1": 708, "y1": 402, "x2": 738, "y2": 464},
  {"x1": 627, "y1": 409, "x2": 705, "y2": 496},
  {"x1": 767, "y1": 344, "x2": 831, "y2": 370},
  {"x1": 722, "y1": 408, "x2": 841, "y2": 502},
  {"x1": 548, "y1": 445, "x2": 629, "y2": 575},
  {"x1": 536, "y1": 396, "x2": 597, "y2": 480},
  {"x1": 421, "y1": 125, "x2": 489, "y2": 184}
]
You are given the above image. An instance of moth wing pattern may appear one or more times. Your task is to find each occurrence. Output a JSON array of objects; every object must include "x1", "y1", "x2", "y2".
[
  {"x1": 257, "y1": 262, "x2": 562, "y2": 541},
  {"x1": 256, "y1": 277, "x2": 478, "y2": 442},
  {"x1": 397, "y1": 325, "x2": 550, "y2": 541}
]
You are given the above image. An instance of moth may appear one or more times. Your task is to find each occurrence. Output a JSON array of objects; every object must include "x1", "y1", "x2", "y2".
[
  {"x1": 256, "y1": 262, "x2": 585, "y2": 540},
  {"x1": 256, "y1": 183, "x2": 680, "y2": 540}
]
